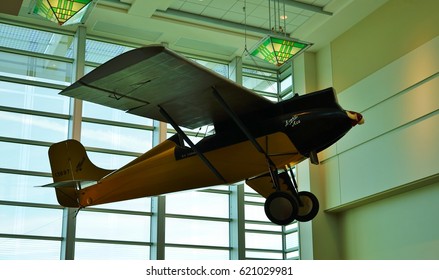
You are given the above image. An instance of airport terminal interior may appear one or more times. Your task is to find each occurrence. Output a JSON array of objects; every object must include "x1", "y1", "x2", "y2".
[{"x1": 0, "y1": 0, "x2": 438, "y2": 260}]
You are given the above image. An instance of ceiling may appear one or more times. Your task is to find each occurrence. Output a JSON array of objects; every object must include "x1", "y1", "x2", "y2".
[{"x1": 0, "y1": 0, "x2": 388, "y2": 65}]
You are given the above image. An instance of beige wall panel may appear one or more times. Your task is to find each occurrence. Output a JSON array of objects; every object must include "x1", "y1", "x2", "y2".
[
  {"x1": 340, "y1": 181, "x2": 439, "y2": 259},
  {"x1": 333, "y1": 34, "x2": 439, "y2": 203},
  {"x1": 315, "y1": 44, "x2": 333, "y2": 90},
  {"x1": 318, "y1": 157, "x2": 342, "y2": 209},
  {"x1": 331, "y1": 0, "x2": 439, "y2": 92},
  {"x1": 339, "y1": 113, "x2": 438, "y2": 203},
  {"x1": 321, "y1": 36, "x2": 438, "y2": 188},
  {"x1": 307, "y1": 1, "x2": 439, "y2": 260},
  {"x1": 338, "y1": 36, "x2": 439, "y2": 113},
  {"x1": 339, "y1": 74, "x2": 439, "y2": 153}
]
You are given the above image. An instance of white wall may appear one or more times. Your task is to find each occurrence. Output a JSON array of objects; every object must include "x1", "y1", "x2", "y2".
[
  {"x1": 322, "y1": 35, "x2": 439, "y2": 207},
  {"x1": 298, "y1": 0, "x2": 439, "y2": 259},
  {"x1": 340, "y1": 180, "x2": 439, "y2": 259},
  {"x1": 331, "y1": 35, "x2": 439, "y2": 260}
]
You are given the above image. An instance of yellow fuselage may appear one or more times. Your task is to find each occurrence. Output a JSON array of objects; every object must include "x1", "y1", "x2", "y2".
[{"x1": 78, "y1": 132, "x2": 303, "y2": 206}]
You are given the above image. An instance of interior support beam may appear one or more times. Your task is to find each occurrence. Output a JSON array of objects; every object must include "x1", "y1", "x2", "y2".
[
  {"x1": 229, "y1": 183, "x2": 246, "y2": 260},
  {"x1": 150, "y1": 195, "x2": 166, "y2": 260},
  {"x1": 154, "y1": 0, "x2": 332, "y2": 36},
  {"x1": 155, "y1": 8, "x2": 277, "y2": 36},
  {"x1": 61, "y1": 25, "x2": 87, "y2": 260}
]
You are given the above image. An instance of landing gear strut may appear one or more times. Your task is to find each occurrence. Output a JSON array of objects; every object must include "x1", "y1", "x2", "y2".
[
  {"x1": 210, "y1": 87, "x2": 318, "y2": 225},
  {"x1": 263, "y1": 166, "x2": 319, "y2": 225}
]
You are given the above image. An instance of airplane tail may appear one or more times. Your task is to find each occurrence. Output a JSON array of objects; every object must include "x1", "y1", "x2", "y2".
[{"x1": 45, "y1": 139, "x2": 113, "y2": 207}]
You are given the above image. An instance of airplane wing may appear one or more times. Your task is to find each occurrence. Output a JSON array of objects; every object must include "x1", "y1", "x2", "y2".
[{"x1": 61, "y1": 45, "x2": 274, "y2": 129}]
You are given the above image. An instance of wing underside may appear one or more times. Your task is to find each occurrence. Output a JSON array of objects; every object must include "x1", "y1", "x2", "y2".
[{"x1": 62, "y1": 45, "x2": 273, "y2": 129}]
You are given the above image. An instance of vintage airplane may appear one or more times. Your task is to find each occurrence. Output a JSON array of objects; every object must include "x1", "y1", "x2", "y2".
[{"x1": 43, "y1": 45, "x2": 364, "y2": 225}]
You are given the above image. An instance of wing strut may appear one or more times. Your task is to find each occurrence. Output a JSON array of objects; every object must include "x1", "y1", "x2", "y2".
[
  {"x1": 211, "y1": 87, "x2": 265, "y2": 154},
  {"x1": 211, "y1": 87, "x2": 281, "y2": 189},
  {"x1": 158, "y1": 105, "x2": 227, "y2": 183}
]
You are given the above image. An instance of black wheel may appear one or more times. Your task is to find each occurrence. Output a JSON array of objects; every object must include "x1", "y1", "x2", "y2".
[
  {"x1": 296, "y1": 191, "x2": 319, "y2": 222},
  {"x1": 264, "y1": 191, "x2": 298, "y2": 225}
]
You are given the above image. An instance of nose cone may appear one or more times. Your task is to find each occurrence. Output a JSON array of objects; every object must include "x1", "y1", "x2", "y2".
[{"x1": 347, "y1": 111, "x2": 364, "y2": 126}]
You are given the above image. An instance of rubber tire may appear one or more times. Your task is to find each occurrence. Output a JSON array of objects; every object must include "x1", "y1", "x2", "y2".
[
  {"x1": 264, "y1": 191, "x2": 298, "y2": 225},
  {"x1": 295, "y1": 191, "x2": 319, "y2": 222}
]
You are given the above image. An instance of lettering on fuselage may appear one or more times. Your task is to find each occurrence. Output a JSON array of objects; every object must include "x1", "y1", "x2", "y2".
[
  {"x1": 53, "y1": 168, "x2": 70, "y2": 178},
  {"x1": 284, "y1": 115, "x2": 301, "y2": 128}
]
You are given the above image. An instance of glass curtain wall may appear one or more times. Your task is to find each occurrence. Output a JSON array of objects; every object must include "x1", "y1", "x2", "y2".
[
  {"x1": 0, "y1": 22, "x2": 299, "y2": 260},
  {"x1": 241, "y1": 64, "x2": 298, "y2": 260},
  {"x1": 74, "y1": 39, "x2": 153, "y2": 260},
  {"x1": 0, "y1": 22, "x2": 73, "y2": 260}
]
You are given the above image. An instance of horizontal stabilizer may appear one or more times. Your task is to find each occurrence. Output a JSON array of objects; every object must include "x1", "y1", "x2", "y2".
[
  {"x1": 38, "y1": 180, "x2": 96, "y2": 207},
  {"x1": 38, "y1": 180, "x2": 97, "y2": 189}
]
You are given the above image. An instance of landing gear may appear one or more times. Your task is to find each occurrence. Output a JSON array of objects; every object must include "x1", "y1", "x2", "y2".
[
  {"x1": 264, "y1": 191, "x2": 298, "y2": 226},
  {"x1": 211, "y1": 86, "x2": 319, "y2": 225},
  {"x1": 296, "y1": 191, "x2": 319, "y2": 222},
  {"x1": 263, "y1": 166, "x2": 319, "y2": 225}
]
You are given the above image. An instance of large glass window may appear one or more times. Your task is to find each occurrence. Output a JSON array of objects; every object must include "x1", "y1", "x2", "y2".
[
  {"x1": 0, "y1": 81, "x2": 70, "y2": 114},
  {"x1": 166, "y1": 218, "x2": 229, "y2": 247},
  {"x1": 279, "y1": 64, "x2": 294, "y2": 99},
  {"x1": 0, "y1": 52, "x2": 72, "y2": 85},
  {"x1": 68, "y1": 39, "x2": 154, "y2": 259},
  {"x1": 0, "y1": 111, "x2": 68, "y2": 142},
  {"x1": 0, "y1": 173, "x2": 56, "y2": 204},
  {"x1": 85, "y1": 39, "x2": 134, "y2": 65},
  {"x1": 243, "y1": 67, "x2": 278, "y2": 101},
  {"x1": 81, "y1": 121, "x2": 152, "y2": 153},
  {"x1": 0, "y1": 22, "x2": 300, "y2": 260},
  {"x1": 74, "y1": 242, "x2": 150, "y2": 260},
  {"x1": 165, "y1": 247, "x2": 229, "y2": 260},
  {"x1": 0, "y1": 205, "x2": 63, "y2": 237},
  {"x1": 190, "y1": 58, "x2": 229, "y2": 77},
  {"x1": 0, "y1": 142, "x2": 52, "y2": 172},
  {"x1": 76, "y1": 211, "x2": 151, "y2": 242},
  {"x1": 0, "y1": 23, "x2": 73, "y2": 58},
  {"x1": 0, "y1": 23, "x2": 73, "y2": 260},
  {"x1": 244, "y1": 185, "x2": 285, "y2": 260},
  {"x1": 161, "y1": 56, "x2": 233, "y2": 259},
  {"x1": 82, "y1": 100, "x2": 151, "y2": 126},
  {"x1": 0, "y1": 239, "x2": 61, "y2": 260},
  {"x1": 166, "y1": 190, "x2": 229, "y2": 218}
]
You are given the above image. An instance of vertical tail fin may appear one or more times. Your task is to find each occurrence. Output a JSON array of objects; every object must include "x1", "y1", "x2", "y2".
[{"x1": 47, "y1": 139, "x2": 113, "y2": 207}]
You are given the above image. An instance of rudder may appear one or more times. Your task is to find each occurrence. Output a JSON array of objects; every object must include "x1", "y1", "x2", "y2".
[{"x1": 48, "y1": 139, "x2": 113, "y2": 207}]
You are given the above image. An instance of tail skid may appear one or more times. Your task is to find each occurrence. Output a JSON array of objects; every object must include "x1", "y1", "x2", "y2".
[{"x1": 46, "y1": 139, "x2": 113, "y2": 207}]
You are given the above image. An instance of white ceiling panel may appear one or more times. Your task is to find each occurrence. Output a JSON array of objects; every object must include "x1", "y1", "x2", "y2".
[
  {"x1": 201, "y1": 7, "x2": 228, "y2": 18},
  {"x1": 222, "y1": 11, "x2": 245, "y2": 23},
  {"x1": 0, "y1": 0, "x2": 389, "y2": 63},
  {"x1": 208, "y1": 0, "x2": 240, "y2": 10},
  {"x1": 181, "y1": 1, "x2": 206, "y2": 14}
]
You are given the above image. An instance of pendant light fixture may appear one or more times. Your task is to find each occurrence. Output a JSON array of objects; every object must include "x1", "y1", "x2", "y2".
[
  {"x1": 31, "y1": 0, "x2": 94, "y2": 26},
  {"x1": 250, "y1": 0, "x2": 312, "y2": 67}
]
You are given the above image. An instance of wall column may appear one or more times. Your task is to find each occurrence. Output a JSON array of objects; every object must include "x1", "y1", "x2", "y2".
[
  {"x1": 60, "y1": 25, "x2": 86, "y2": 260},
  {"x1": 294, "y1": 51, "x2": 342, "y2": 260},
  {"x1": 149, "y1": 120, "x2": 168, "y2": 259}
]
